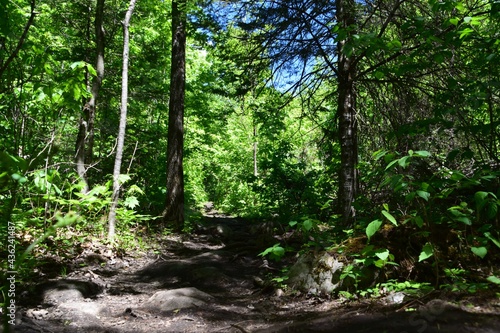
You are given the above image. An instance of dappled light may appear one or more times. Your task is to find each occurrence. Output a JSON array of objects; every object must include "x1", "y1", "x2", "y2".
[{"x1": 1, "y1": 0, "x2": 499, "y2": 332}]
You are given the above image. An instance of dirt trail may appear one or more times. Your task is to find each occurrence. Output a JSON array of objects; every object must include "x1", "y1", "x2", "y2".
[{"x1": 8, "y1": 210, "x2": 500, "y2": 333}]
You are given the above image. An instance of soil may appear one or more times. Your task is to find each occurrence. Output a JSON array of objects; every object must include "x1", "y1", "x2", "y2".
[{"x1": 5, "y1": 208, "x2": 500, "y2": 333}]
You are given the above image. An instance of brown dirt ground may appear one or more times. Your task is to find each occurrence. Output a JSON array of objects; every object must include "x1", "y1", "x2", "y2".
[{"x1": 5, "y1": 212, "x2": 500, "y2": 333}]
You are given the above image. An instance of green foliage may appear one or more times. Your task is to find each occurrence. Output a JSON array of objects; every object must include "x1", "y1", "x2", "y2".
[
  {"x1": 360, "y1": 148, "x2": 500, "y2": 288},
  {"x1": 259, "y1": 243, "x2": 286, "y2": 262},
  {"x1": 419, "y1": 243, "x2": 434, "y2": 262},
  {"x1": 355, "y1": 245, "x2": 397, "y2": 269}
]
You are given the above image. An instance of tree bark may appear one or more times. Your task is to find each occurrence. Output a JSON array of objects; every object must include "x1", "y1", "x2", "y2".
[
  {"x1": 162, "y1": 0, "x2": 187, "y2": 231},
  {"x1": 108, "y1": 0, "x2": 137, "y2": 240},
  {"x1": 75, "y1": 0, "x2": 105, "y2": 193},
  {"x1": 336, "y1": 0, "x2": 358, "y2": 227}
]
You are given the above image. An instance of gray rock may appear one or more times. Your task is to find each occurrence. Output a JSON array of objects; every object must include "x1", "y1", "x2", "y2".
[
  {"x1": 38, "y1": 279, "x2": 102, "y2": 305},
  {"x1": 142, "y1": 287, "x2": 215, "y2": 313},
  {"x1": 43, "y1": 287, "x2": 84, "y2": 305},
  {"x1": 381, "y1": 291, "x2": 406, "y2": 305},
  {"x1": 288, "y1": 252, "x2": 346, "y2": 295}
]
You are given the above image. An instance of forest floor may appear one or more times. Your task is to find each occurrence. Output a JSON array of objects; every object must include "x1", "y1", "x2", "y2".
[{"x1": 7, "y1": 206, "x2": 500, "y2": 333}]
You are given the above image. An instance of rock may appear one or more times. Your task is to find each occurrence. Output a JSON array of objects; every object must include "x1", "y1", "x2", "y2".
[
  {"x1": 381, "y1": 291, "x2": 406, "y2": 305},
  {"x1": 43, "y1": 287, "x2": 83, "y2": 305},
  {"x1": 58, "y1": 301, "x2": 104, "y2": 317},
  {"x1": 37, "y1": 279, "x2": 103, "y2": 305},
  {"x1": 142, "y1": 287, "x2": 215, "y2": 313},
  {"x1": 287, "y1": 252, "x2": 346, "y2": 295},
  {"x1": 26, "y1": 308, "x2": 49, "y2": 320},
  {"x1": 215, "y1": 224, "x2": 233, "y2": 239}
]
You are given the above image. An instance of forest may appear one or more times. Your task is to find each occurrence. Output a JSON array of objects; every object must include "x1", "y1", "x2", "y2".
[{"x1": 1, "y1": 0, "x2": 500, "y2": 332}]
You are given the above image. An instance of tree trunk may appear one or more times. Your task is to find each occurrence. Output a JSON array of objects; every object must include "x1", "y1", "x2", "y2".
[
  {"x1": 75, "y1": 0, "x2": 105, "y2": 193},
  {"x1": 108, "y1": 0, "x2": 136, "y2": 240},
  {"x1": 336, "y1": 0, "x2": 358, "y2": 227},
  {"x1": 162, "y1": 0, "x2": 187, "y2": 231},
  {"x1": 253, "y1": 124, "x2": 258, "y2": 177}
]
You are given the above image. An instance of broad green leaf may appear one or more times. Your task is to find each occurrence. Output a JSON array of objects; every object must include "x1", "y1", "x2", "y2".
[
  {"x1": 419, "y1": 243, "x2": 433, "y2": 262},
  {"x1": 124, "y1": 196, "x2": 140, "y2": 209},
  {"x1": 289, "y1": 221, "x2": 298, "y2": 227},
  {"x1": 302, "y1": 219, "x2": 314, "y2": 231},
  {"x1": 366, "y1": 219, "x2": 383, "y2": 241},
  {"x1": 118, "y1": 174, "x2": 132, "y2": 184},
  {"x1": 259, "y1": 243, "x2": 280, "y2": 257},
  {"x1": 471, "y1": 246, "x2": 487, "y2": 259},
  {"x1": 382, "y1": 210, "x2": 398, "y2": 226},
  {"x1": 70, "y1": 61, "x2": 85, "y2": 69},
  {"x1": 374, "y1": 248, "x2": 390, "y2": 261},
  {"x1": 398, "y1": 156, "x2": 411, "y2": 168},
  {"x1": 413, "y1": 150, "x2": 431, "y2": 157},
  {"x1": 487, "y1": 276, "x2": 500, "y2": 285},
  {"x1": 455, "y1": 216, "x2": 472, "y2": 225},
  {"x1": 272, "y1": 246, "x2": 285, "y2": 257},
  {"x1": 416, "y1": 190, "x2": 430, "y2": 201},
  {"x1": 11, "y1": 173, "x2": 27, "y2": 184},
  {"x1": 475, "y1": 191, "x2": 489, "y2": 211}
]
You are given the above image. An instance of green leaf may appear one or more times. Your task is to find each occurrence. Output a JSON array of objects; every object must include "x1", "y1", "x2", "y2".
[
  {"x1": 486, "y1": 276, "x2": 500, "y2": 285},
  {"x1": 366, "y1": 219, "x2": 383, "y2": 241},
  {"x1": 475, "y1": 191, "x2": 489, "y2": 210},
  {"x1": 302, "y1": 219, "x2": 314, "y2": 231},
  {"x1": 413, "y1": 150, "x2": 431, "y2": 157},
  {"x1": 11, "y1": 173, "x2": 27, "y2": 184},
  {"x1": 459, "y1": 28, "x2": 474, "y2": 39},
  {"x1": 419, "y1": 243, "x2": 433, "y2": 262},
  {"x1": 455, "y1": 216, "x2": 472, "y2": 225},
  {"x1": 385, "y1": 159, "x2": 400, "y2": 170},
  {"x1": 70, "y1": 61, "x2": 85, "y2": 69},
  {"x1": 471, "y1": 246, "x2": 487, "y2": 259},
  {"x1": 398, "y1": 156, "x2": 411, "y2": 168},
  {"x1": 416, "y1": 190, "x2": 430, "y2": 201},
  {"x1": 382, "y1": 210, "x2": 398, "y2": 226},
  {"x1": 484, "y1": 232, "x2": 500, "y2": 249},
  {"x1": 259, "y1": 243, "x2": 285, "y2": 261},
  {"x1": 118, "y1": 174, "x2": 132, "y2": 184},
  {"x1": 413, "y1": 216, "x2": 424, "y2": 228},
  {"x1": 487, "y1": 203, "x2": 498, "y2": 220},
  {"x1": 124, "y1": 196, "x2": 140, "y2": 209},
  {"x1": 374, "y1": 248, "x2": 390, "y2": 261}
]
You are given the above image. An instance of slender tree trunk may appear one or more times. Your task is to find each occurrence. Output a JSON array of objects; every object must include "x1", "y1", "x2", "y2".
[
  {"x1": 75, "y1": 0, "x2": 105, "y2": 193},
  {"x1": 336, "y1": 0, "x2": 358, "y2": 227},
  {"x1": 253, "y1": 124, "x2": 258, "y2": 177},
  {"x1": 108, "y1": 0, "x2": 136, "y2": 240},
  {"x1": 163, "y1": 0, "x2": 187, "y2": 231}
]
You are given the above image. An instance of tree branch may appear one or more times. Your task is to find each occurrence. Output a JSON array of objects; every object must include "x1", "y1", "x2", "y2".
[{"x1": 0, "y1": 0, "x2": 37, "y2": 79}]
